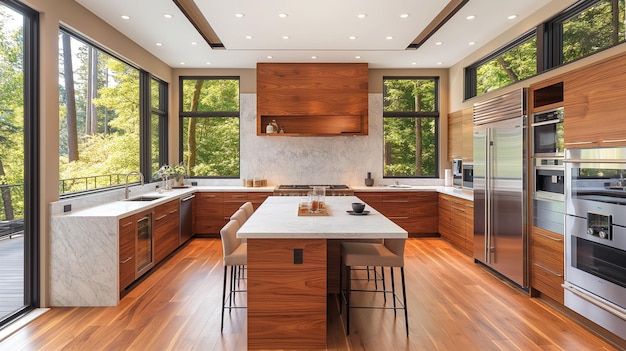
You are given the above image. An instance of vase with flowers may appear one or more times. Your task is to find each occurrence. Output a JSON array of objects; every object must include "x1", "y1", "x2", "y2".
[{"x1": 157, "y1": 163, "x2": 187, "y2": 190}]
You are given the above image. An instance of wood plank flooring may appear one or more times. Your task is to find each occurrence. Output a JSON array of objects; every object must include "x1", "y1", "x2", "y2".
[{"x1": 0, "y1": 238, "x2": 624, "y2": 350}]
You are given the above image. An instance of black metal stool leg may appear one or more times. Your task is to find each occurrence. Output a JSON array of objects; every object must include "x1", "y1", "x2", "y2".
[
  {"x1": 391, "y1": 267, "x2": 397, "y2": 316},
  {"x1": 221, "y1": 266, "x2": 227, "y2": 332},
  {"x1": 401, "y1": 267, "x2": 409, "y2": 336}
]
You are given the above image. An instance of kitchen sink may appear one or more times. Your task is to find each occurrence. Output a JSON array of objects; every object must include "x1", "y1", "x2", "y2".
[
  {"x1": 125, "y1": 196, "x2": 164, "y2": 202},
  {"x1": 387, "y1": 184, "x2": 412, "y2": 188}
]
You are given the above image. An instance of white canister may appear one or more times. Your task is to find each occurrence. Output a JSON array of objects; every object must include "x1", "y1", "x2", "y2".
[
  {"x1": 444, "y1": 169, "x2": 452, "y2": 187},
  {"x1": 266, "y1": 123, "x2": 275, "y2": 133}
]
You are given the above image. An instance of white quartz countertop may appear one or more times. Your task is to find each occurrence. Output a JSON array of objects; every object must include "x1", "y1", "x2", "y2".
[
  {"x1": 353, "y1": 185, "x2": 473, "y2": 201},
  {"x1": 237, "y1": 196, "x2": 408, "y2": 239}
]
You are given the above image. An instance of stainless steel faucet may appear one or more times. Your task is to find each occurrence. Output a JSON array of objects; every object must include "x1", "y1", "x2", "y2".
[{"x1": 125, "y1": 171, "x2": 144, "y2": 199}]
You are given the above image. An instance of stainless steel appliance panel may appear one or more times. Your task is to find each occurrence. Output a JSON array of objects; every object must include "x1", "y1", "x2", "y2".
[
  {"x1": 473, "y1": 88, "x2": 527, "y2": 289},
  {"x1": 462, "y1": 163, "x2": 473, "y2": 189},
  {"x1": 136, "y1": 213, "x2": 153, "y2": 274},
  {"x1": 453, "y1": 159, "x2": 463, "y2": 187},
  {"x1": 180, "y1": 194, "x2": 194, "y2": 245},
  {"x1": 532, "y1": 107, "x2": 564, "y2": 157},
  {"x1": 532, "y1": 199, "x2": 564, "y2": 234}
]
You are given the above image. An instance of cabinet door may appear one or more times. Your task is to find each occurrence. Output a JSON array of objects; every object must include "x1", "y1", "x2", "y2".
[
  {"x1": 194, "y1": 192, "x2": 224, "y2": 235},
  {"x1": 448, "y1": 110, "x2": 463, "y2": 161},
  {"x1": 409, "y1": 192, "x2": 438, "y2": 235},
  {"x1": 355, "y1": 192, "x2": 383, "y2": 212},
  {"x1": 382, "y1": 193, "x2": 411, "y2": 231},
  {"x1": 223, "y1": 192, "x2": 249, "y2": 220},
  {"x1": 464, "y1": 200, "x2": 474, "y2": 255},
  {"x1": 449, "y1": 198, "x2": 466, "y2": 250},
  {"x1": 248, "y1": 192, "x2": 271, "y2": 209},
  {"x1": 119, "y1": 215, "x2": 136, "y2": 292},
  {"x1": 438, "y1": 194, "x2": 451, "y2": 240},
  {"x1": 530, "y1": 226, "x2": 564, "y2": 304},
  {"x1": 564, "y1": 55, "x2": 626, "y2": 148},
  {"x1": 153, "y1": 199, "x2": 180, "y2": 263}
]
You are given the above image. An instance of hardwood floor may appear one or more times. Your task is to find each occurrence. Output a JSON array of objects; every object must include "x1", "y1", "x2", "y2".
[{"x1": 0, "y1": 237, "x2": 623, "y2": 350}]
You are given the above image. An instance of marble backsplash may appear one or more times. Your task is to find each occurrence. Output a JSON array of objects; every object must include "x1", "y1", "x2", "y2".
[{"x1": 237, "y1": 93, "x2": 442, "y2": 187}]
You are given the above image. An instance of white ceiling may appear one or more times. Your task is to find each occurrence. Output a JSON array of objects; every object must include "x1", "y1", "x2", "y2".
[{"x1": 75, "y1": 0, "x2": 553, "y2": 69}]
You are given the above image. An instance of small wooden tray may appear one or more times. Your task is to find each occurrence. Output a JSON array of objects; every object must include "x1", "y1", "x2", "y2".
[{"x1": 298, "y1": 206, "x2": 330, "y2": 216}]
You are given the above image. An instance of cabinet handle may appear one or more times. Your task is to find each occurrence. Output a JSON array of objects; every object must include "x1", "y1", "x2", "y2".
[
  {"x1": 534, "y1": 232, "x2": 563, "y2": 242},
  {"x1": 181, "y1": 195, "x2": 195, "y2": 202},
  {"x1": 602, "y1": 139, "x2": 626, "y2": 144},
  {"x1": 121, "y1": 221, "x2": 133, "y2": 227},
  {"x1": 120, "y1": 256, "x2": 133, "y2": 264},
  {"x1": 169, "y1": 209, "x2": 178, "y2": 214},
  {"x1": 156, "y1": 214, "x2": 168, "y2": 221},
  {"x1": 564, "y1": 141, "x2": 595, "y2": 146},
  {"x1": 532, "y1": 263, "x2": 563, "y2": 277}
]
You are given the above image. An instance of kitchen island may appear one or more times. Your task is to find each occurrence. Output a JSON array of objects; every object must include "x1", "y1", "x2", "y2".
[{"x1": 238, "y1": 196, "x2": 407, "y2": 350}]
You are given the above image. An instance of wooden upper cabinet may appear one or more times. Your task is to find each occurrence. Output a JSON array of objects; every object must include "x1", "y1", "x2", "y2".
[
  {"x1": 563, "y1": 54, "x2": 626, "y2": 148},
  {"x1": 257, "y1": 63, "x2": 369, "y2": 136},
  {"x1": 447, "y1": 107, "x2": 473, "y2": 162}
]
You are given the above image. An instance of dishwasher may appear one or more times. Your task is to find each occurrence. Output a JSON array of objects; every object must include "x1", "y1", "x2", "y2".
[{"x1": 179, "y1": 194, "x2": 195, "y2": 245}]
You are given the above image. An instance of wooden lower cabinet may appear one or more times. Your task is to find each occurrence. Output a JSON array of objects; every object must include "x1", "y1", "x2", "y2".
[
  {"x1": 530, "y1": 226, "x2": 564, "y2": 304},
  {"x1": 438, "y1": 193, "x2": 474, "y2": 256},
  {"x1": 247, "y1": 238, "x2": 327, "y2": 350},
  {"x1": 355, "y1": 191, "x2": 438, "y2": 236},
  {"x1": 153, "y1": 199, "x2": 180, "y2": 264},
  {"x1": 194, "y1": 191, "x2": 272, "y2": 236},
  {"x1": 119, "y1": 215, "x2": 136, "y2": 292}
]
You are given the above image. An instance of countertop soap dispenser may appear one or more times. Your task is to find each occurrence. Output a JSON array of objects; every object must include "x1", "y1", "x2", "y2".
[{"x1": 365, "y1": 172, "x2": 374, "y2": 186}]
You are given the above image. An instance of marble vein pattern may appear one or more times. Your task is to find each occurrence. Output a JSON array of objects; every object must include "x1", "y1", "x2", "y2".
[{"x1": 50, "y1": 216, "x2": 119, "y2": 306}]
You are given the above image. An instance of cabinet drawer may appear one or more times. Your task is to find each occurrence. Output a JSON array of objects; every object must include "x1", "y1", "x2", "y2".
[
  {"x1": 531, "y1": 263, "x2": 564, "y2": 304},
  {"x1": 531, "y1": 227, "x2": 564, "y2": 274},
  {"x1": 248, "y1": 192, "x2": 271, "y2": 208},
  {"x1": 224, "y1": 192, "x2": 248, "y2": 202},
  {"x1": 119, "y1": 216, "x2": 136, "y2": 291},
  {"x1": 153, "y1": 200, "x2": 179, "y2": 227}
]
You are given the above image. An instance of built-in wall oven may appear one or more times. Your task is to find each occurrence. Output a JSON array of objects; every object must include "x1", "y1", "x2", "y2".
[
  {"x1": 564, "y1": 148, "x2": 626, "y2": 337},
  {"x1": 532, "y1": 107, "x2": 564, "y2": 157}
]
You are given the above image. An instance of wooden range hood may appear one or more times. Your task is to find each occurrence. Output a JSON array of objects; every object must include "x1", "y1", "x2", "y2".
[{"x1": 256, "y1": 63, "x2": 369, "y2": 136}]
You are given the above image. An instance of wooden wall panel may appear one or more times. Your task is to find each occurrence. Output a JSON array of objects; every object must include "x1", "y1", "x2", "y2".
[{"x1": 247, "y1": 238, "x2": 327, "y2": 350}]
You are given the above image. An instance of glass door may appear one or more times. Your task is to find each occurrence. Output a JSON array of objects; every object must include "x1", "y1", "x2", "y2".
[{"x1": 0, "y1": 0, "x2": 38, "y2": 327}]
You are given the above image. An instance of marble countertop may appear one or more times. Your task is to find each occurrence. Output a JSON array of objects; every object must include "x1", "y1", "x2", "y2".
[
  {"x1": 238, "y1": 196, "x2": 408, "y2": 239},
  {"x1": 353, "y1": 185, "x2": 474, "y2": 201}
]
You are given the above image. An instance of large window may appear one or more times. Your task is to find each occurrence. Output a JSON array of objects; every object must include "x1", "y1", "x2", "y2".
[
  {"x1": 383, "y1": 77, "x2": 439, "y2": 178},
  {"x1": 465, "y1": 0, "x2": 626, "y2": 99},
  {"x1": 179, "y1": 77, "x2": 240, "y2": 178},
  {"x1": 58, "y1": 29, "x2": 167, "y2": 194},
  {"x1": 0, "y1": 0, "x2": 38, "y2": 327}
]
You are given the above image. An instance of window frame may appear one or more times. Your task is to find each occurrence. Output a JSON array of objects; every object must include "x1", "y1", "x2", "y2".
[
  {"x1": 382, "y1": 76, "x2": 440, "y2": 179},
  {"x1": 178, "y1": 76, "x2": 241, "y2": 179},
  {"x1": 0, "y1": 0, "x2": 40, "y2": 326},
  {"x1": 58, "y1": 27, "x2": 167, "y2": 197}
]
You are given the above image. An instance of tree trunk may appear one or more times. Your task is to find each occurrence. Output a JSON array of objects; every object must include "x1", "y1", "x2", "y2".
[
  {"x1": 87, "y1": 46, "x2": 98, "y2": 135},
  {"x1": 62, "y1": 33, "x2": 79, "y2": 162},
  {"x1": 0, "y1": 159, "x2": 14, "y2": 220},
  {"x1": 186, "y1": 80, "x2": 204, "y2": 176},
  {"x1": 497, "y1": 57, "x2": 519, "y2": 83}
]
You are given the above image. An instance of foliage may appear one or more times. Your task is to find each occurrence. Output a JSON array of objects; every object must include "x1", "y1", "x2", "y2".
[
  {"x1": 180, "y1": 79, "x2": 240, "y2": 177},
  {"x1": 477, "y1": 37, "x2": 537, "y2": 95},
  {"x1": 383, "y1": 79, "x2": 437, "y2": 177}
]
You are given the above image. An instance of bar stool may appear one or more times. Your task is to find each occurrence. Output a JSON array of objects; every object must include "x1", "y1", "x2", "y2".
[
  {"x1": 339, "y1": 239, "x2": 409, "y2": 336},
  {"x1": 240, "y1": 201, "x2": 254, "y2": 220},
  {"x1": 230, "y1": 208, "x2": 248, "y2": 227},
  {"x1": 220, "y1": 219, "x2": 247, "y2": 332}
]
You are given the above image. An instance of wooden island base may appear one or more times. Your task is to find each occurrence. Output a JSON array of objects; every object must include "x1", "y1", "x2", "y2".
[{"x1": 247, "y1": 238, "x2": 327, "y2": 350}]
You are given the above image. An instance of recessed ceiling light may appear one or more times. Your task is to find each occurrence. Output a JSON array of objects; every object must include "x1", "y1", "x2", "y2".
[
  {"x1": 466, "y1": 15, "x2": 476, "y2": 20},
  {"x1": 355, "y1": 56, "x2": 361, "y2": 59},
  {"x1": 282, "y1": 35, "x2": 290, "y2": 39},
  {"x1": 278, "y1": 13, "x2": 288, "y2": 18},
  {"x1": 163, "y1": 13, "x2": 173, "y2": 19},
  {"x1": 435, "y1": 41, "x2": 443, "y2": 45},
  {"x1": 411, "y1": 62, "x2": 417, "y2": 65},
  {"x1": 437, "y1": 62, "x2": 443, "y2": 65},
  {"x1": 357, "y1": 14, "x2": 367, "y2": 19},
  {"x1": 155, "y1": 42, "x2": 163, "y2": 46},
  {"x1": 121, "y1": 15, "x2": 130, "y2": 20},
  {"x1": 311, "y1": 56, "x2": 318, "y2": 59},
  {"x1": 508, "y1": 14, "x2": 518, "y2": 20},
  {"x1": 180, "y1": 62, "x2": 185, "y2": 65},
  {"x1": 234, "y1": 13, "x2": 244, "y2": 18},
  {"x1": 468, "y1": 41, "x2": 475, "y2": 46},
  {"x1": 206, "y1": 62, "x2": 211, "y2": 65},
  {"x1": 191, "y1": 41, "x2": 198, "y2": 45},
  {"x1": 267, "y1": 55, "x2": 273, "y2": 59},
  {"x1": 349, "y1": 36, "x2": 357, "y2": 40},
  {"x1": 245, "y1": 35, "x2": 253, "y2": 39},
  {"x1": 400, "y1": 13, "x2": 410, "y2": 19},
  {"x1": 386, "y1": 36, "x2": 394, "y2": 40}
]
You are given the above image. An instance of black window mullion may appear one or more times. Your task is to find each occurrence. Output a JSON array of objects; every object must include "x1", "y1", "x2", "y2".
[{"x1": 139, "y1": 71, "x2": 151, "y2": 178}]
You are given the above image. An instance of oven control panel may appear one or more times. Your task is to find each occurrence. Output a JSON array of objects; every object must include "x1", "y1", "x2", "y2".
[{"x1": 587, "y1": 212, "x2": 612, "y2": 240}]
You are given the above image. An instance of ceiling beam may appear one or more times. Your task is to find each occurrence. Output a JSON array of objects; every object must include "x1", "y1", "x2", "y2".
[
  {"x1": 172, "y1": 0, "x2": 224, "y2": 49},
  {"x1": 407, "y1": 0, "x2": 469, "y2": 50}
]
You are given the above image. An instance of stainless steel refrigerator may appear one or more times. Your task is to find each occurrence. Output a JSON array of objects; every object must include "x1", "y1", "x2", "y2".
[{"x1": 473, "y1": 89, "x2": 528, "y2": 289}]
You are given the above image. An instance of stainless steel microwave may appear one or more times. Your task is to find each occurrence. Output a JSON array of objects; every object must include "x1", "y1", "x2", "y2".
[
  {"x1": 532, "y1": 107, "x2": 564, "y2": 157},
  {"x1": 453, "y1": 159, "x2": 462, "y2": 187}
]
